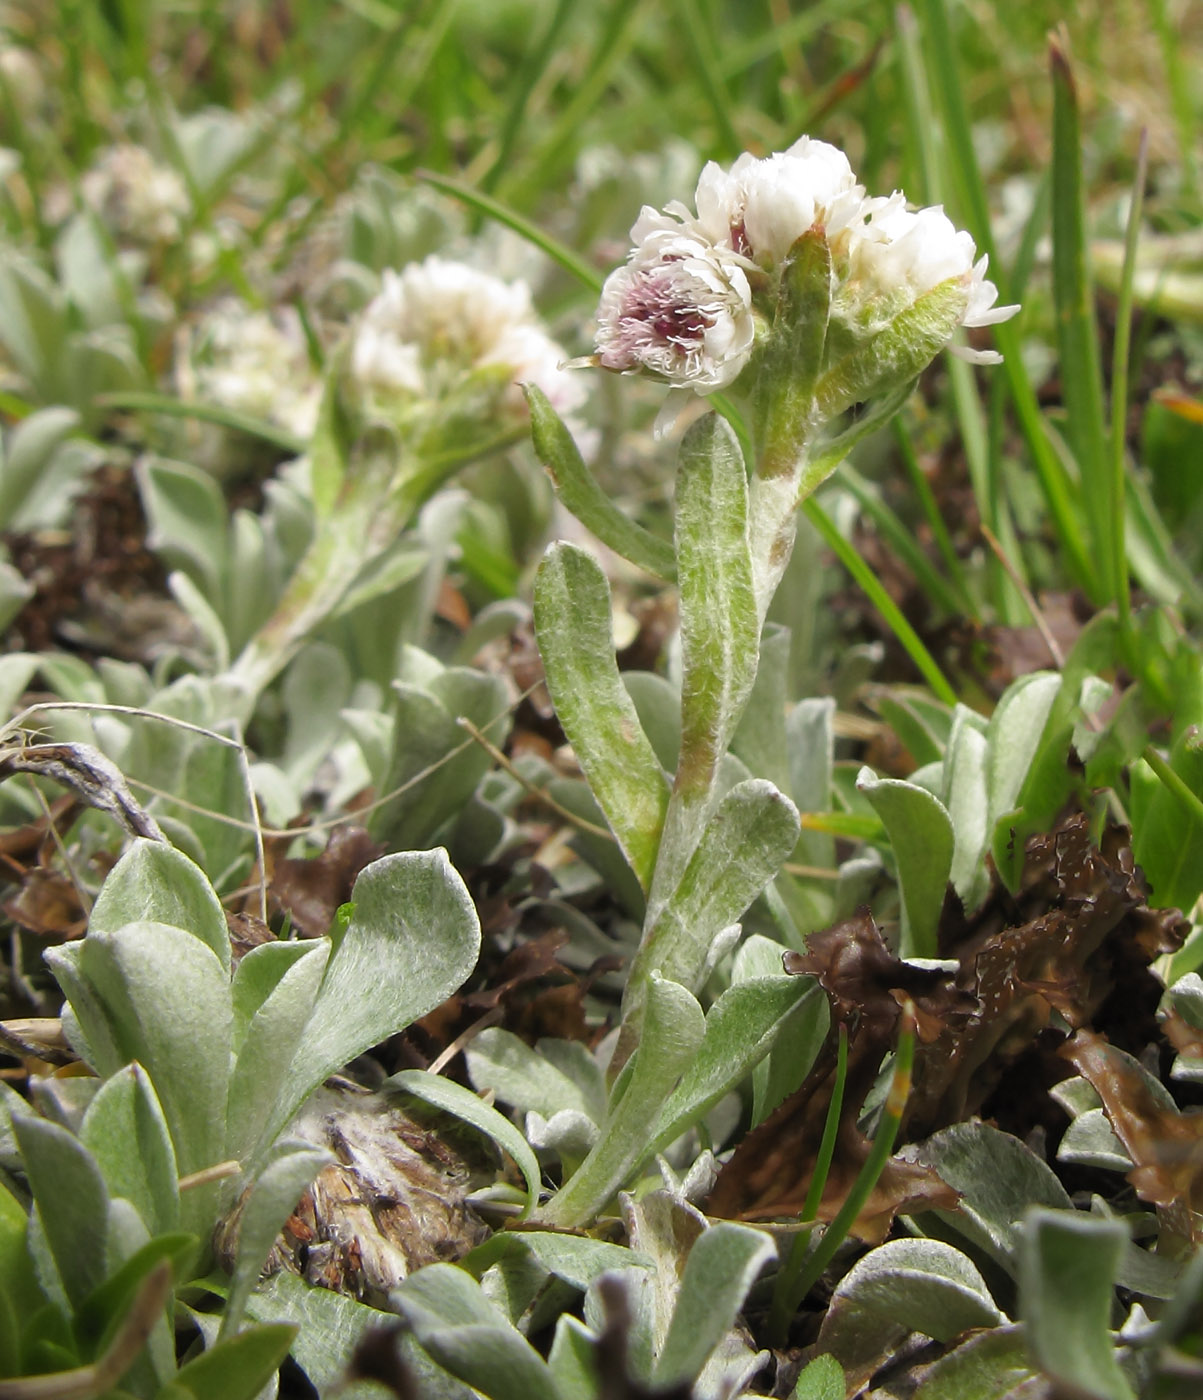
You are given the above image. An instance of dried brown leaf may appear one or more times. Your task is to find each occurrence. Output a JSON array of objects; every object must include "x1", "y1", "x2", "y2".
[
  {"x1": 708, "y1": 817, "x2": 1187, "y2": 1227},
  {"x1": 1060, "y1": 1028, "x2": 1203, "y2": 1240},
  {"x1": 268, "y1": 824, "x2": 386, "y2": 939},
  {"x1": 707, "y1": 911, "x2": 965, "y2": 1234}
]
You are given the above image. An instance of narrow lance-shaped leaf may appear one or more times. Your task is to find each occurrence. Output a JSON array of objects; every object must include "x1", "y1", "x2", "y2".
[
  {"x1": 652, "y1": 975, "x2": 822, "y2": 1153},
  {"x1": 80, "y1": 1063, "x2": 180, "y2": 1238},
  {"x1": 525, "y1": 384, "x2": 676, "y2": 580},
  {"x1": 386, "y1": 1069, "x2": 543, "y2": 1221},
  {"x1": 756, "y1": 228, "x2": 831, "y2": 474},
  {"x1": 669, "y1": 411, "x2": 757, "y2": 818},
  {"x1": 629, "y1": 778, "x2": 800, "y2": 1021},
  {"x1": 534, "y1": 541, "x2": 670, "y2": 890},
  {"x1": 541, "y1": 975, "x2": 706, "y2": 1228},
  {"x1": 11, "y1": 1112, "x2": 109, "y2": 1306},
  {"x1": 648, "y1": 411, "x2": 765, "y2": 949},
  {"x1": 653, "y1": 1223, "x2": 775, "y2": 1390},
  {"x1": 220, "y1": 1140, "x2": 334, "y2": 1341}
]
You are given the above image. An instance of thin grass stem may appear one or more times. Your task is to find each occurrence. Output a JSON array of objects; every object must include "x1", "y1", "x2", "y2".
[
  {"x1": 802, "y1": 498, "x2": 958, "y2": 706},
  {"x1": 772, "y1": 1008, "x2": 916, "y2": 1340},
  {"x1": 1110, "y1": 132, "x2": 1149, "y2": 652},
  {"x1": 769, "y1": 1022, "x2": 849, "y2": 1345}
]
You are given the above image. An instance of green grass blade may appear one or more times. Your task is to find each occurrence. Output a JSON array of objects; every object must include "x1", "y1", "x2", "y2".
[
  {"x1": 803, "y1": 497, "x2": 958, "y2": 706},
  {"x1": 773, "y1": 1010, "x2": 916, "y2": 1329},
  {"x1": 911, "y1": 0, "x2": 1093, "y2": 595},
  {"x1": 1146, "y1": 0, "x2": 1199, "y2": 203},
  {"x1": 838, "y1": 463, "x2": 965, "y2": 617},
  {"x1": 95, "y1": 392, "x2": 306, "y2": 455},
  {"x1": 672, "y1": 0, "x2": 742, "y2": 158},
  {"x1": 895, "y1": 3, "x2": 1026, "y2": 619},
  {"x1": 414, "y1": 169, "x2": 604, "y2": 293},
  {"x1": 1050, "y1": 34, "x2": 1110, "y2": 600},
  {"x1": 768, "y1": 1022, "x2": 848, "y2": 1344},
  {"x1": 1110, "y1": 132, "x2": 1150, "y2": 646},
  {"x1": 891, "y1": 419, "x2": 977, "y2": 617},
  {"x1": 479, "y1": 0, "x2": 576, "y2": 195}
]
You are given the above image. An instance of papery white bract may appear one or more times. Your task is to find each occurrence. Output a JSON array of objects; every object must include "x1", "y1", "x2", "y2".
[
  {"x1": 595, "y1": 233, "x2": 755, "y2": 391},
  {"x1": 694, "y1": 136, "x2": 866, "y2": 265},
  {"x1": 351, "y1": 256, "x2": 586, "y2": 418}
]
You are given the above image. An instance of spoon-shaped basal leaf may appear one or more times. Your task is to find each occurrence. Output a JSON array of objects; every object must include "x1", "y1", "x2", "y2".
[
  {"x1": 813, "y1": 1238, "x2": 1004, "y2": 1393},
  {"x1": 392, "y1": 1263, "x2": 563, "y2": 1400},
  {"x1": 534, "y1": 541, "x2": 670, "y2": 891},
  {"x1": 276, "y1": 850, "x2": 481, "y2": 1139},
  {"x1": 225, "y1": 941, "x2": 330, "y2": 1167},
  {"x1": 652, "y1": 1222, "x2": 775, "y2": 1391},
  {"x1": 70, "y1": 922, "x2": 233, "y2": 1191},
  {"x1": 856, "y1": 768, "x2": 954, "y2": 959},
  {"x1": 88, "y1": 838, "x2": 231, "y2": 975},
  {"x1": 1019, "y1": 1208, "x2": 1136, "y2": 1400}
]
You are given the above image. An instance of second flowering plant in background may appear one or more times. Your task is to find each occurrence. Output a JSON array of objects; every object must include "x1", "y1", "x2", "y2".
[{"x1": 527, "y1": 135, "x2": 1018, "y2": 1226}]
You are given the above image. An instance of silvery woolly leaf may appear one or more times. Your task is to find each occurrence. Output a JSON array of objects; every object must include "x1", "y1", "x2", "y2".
[
  {"x1": 80, "y1": 1062, "x2": 180, "y2": 1238},
  {"x1": 813, "y1": 1238, "x2": 1004, "y2": 1393},
  {"x1": 541, "y1": 976, "x2": 705, "y2": 1229},
  {"x1": 856, "y1": 767, "x2": 954, "y2": 959},
  {"x1": 534, "y1": 541, "x2": 669, "y2": 891},
  {"x1": 89, "y1": 838, "x2": 231, "y2": 975},
  {"x1": 392, "y1": 1263, "x2": 561, "y2": 1400},
  {"x1": 1019, "y1": 1208, "x2": 1136, "y2": 1400},
  {"x1": 465, "y1": 1027, "x2": 604, "y2": 1125},
  {"x1": 276, "y1": 851, "x2": 480, "y2": 1141},
  {"x1": 220, "y1": 1140, "x2": 335, "y2": 1341},
  {"x1": 76, "y1": 921, "x2": 233, "y2": 1187}
]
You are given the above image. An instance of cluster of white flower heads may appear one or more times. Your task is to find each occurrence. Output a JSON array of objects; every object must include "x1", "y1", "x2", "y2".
[
  {"x1": 595, "y1": 135, "x2": 1018, "y2": 393},
  {"x1": 193, "y1": 298, "x2": 321, "y2": 438},
  {"x1": 351, "y1": 256, "x2": 586, "y2": 421},
  {"x1": 81, "y1": 144, "x2": 191, "y2": 245}
]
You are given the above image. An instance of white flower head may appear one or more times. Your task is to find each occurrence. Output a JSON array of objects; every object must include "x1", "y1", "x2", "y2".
[
  {"x1": 81, "y1": 144, "x2": 190, "y2": 245},
  {"x1": 694, "y1": 136, "x2": 865, "y2": 264},
  {"x1": 846, "y1": 198, "x2": 1020, "y2": 362},
  {"x1": 351, "y1": 256, "x2": 586, "y2": 418},
  {"x1": 194, "y1": 298, "x2": 320, "y2": 438},
  {"x1": 595, "y1": 233, "x2": 755, "y2": 392}
]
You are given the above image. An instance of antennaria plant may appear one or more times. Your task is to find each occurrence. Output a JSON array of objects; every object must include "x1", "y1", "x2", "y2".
[{"x1": 522, "y1": 134, "x2": 1018, "y2": 1226}]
